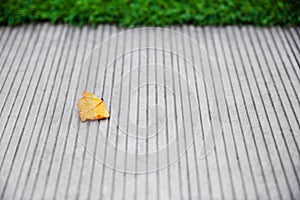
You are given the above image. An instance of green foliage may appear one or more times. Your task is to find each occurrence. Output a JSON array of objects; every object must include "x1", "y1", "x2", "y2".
[{"x1": 0, "y1": 0, "x2": 299, "y2": 26}]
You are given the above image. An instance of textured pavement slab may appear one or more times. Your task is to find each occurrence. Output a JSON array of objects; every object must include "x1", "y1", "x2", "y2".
[{"x1": 0, "y1": 24, "x2": 299, "y2": 200}]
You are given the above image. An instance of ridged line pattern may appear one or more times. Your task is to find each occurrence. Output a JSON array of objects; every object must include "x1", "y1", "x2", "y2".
[{"x1": 0, "y1": 24, "x2": 299, "y2": 200}]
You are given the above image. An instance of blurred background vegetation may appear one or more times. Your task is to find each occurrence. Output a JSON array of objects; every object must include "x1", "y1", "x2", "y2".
[{"x1": 0, "y1": 0, "x2": 299, "y2": 26}]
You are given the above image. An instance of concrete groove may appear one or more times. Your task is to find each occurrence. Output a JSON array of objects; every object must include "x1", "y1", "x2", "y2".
[
  {"x1": 0, "y1": 24, "x2": 54, "y2": 200},
  {"x1": 11, "y1": 25, "x2": 68, "y2": 200},
  {"x1": 0, "y1": 24, "x2": 299, "y2": 200}
]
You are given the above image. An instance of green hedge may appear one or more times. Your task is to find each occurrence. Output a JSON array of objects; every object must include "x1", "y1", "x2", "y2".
[{"x1": 1, "y1": 0, "x2": 299, "y2": 26}]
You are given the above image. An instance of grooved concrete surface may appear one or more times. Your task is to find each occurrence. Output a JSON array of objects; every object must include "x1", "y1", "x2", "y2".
[{"x1": 0, "y1": 24, "x2": 299, "y2": 200}]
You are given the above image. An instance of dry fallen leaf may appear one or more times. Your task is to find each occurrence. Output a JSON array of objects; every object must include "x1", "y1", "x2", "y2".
[{"x1": 77, "y1": 91, "x2": 110, "y2": 122}]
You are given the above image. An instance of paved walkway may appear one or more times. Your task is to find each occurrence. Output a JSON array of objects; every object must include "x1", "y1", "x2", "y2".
[{"x1": 0, "y1": 24, "x2": 299, "y2": 200}]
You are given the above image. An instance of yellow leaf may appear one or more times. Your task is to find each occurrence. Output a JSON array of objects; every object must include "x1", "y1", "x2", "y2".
[{"x1": 77, "y1": 91, "x2": 110, "y2": 122}]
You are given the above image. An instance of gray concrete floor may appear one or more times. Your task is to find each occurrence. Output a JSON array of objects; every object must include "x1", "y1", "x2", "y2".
[{"x1": 0, "y1": 24, "x2": 299, "y2": 200}]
